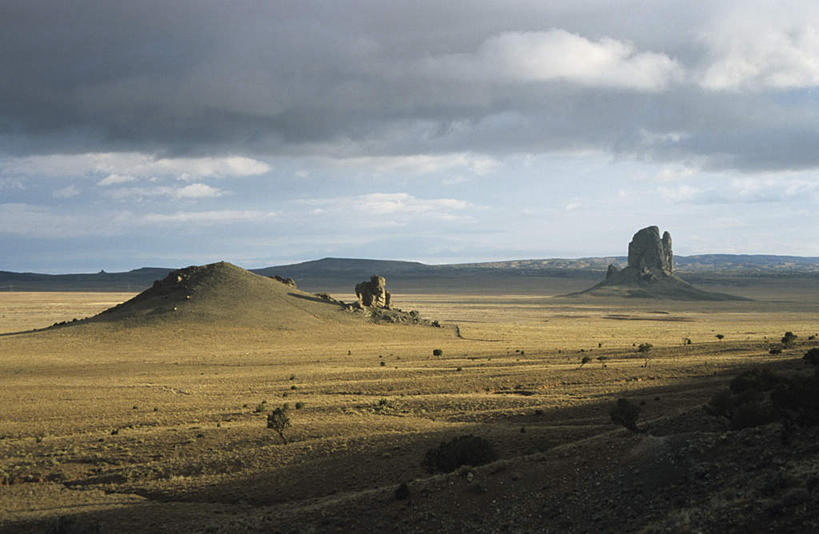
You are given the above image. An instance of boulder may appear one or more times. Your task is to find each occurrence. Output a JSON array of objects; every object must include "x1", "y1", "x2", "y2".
[
  {"x1": 270, "y1": 275, "x2": 297, "y2": 288},
  {"x1": 606, "y1": 264, "x2": 619, "y2": 279},
  {"x1": 355, "y1": 275, "x2": 391, "y2": 309}
]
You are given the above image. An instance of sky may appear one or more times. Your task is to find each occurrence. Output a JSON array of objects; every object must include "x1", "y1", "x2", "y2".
[{"x1": 2, "y1": 0, "x2": 819, "y2": 272}]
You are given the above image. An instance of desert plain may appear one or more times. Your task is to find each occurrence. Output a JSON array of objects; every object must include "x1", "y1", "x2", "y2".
[{"x1": 1, "y1": 270, "x2": 819, "y2": 533}]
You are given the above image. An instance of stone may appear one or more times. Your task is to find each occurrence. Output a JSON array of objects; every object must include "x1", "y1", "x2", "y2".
[
  {"x1": 627, "y1": 226, "x2": 673, "y2": 274},
  {"x1": 269, "y1": 275, "x2": 297, "y2": 288},
  {"x1": 355, "y1": 275, "x2": 391, "y2": 308},
  {"x1": 606, "y1": 264, "x2": 619, "y2": 279}
]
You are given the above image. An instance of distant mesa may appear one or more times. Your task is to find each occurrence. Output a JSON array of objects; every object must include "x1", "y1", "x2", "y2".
[{"x1": 572, "y1": 226, "x2": 746, "y2": 300}]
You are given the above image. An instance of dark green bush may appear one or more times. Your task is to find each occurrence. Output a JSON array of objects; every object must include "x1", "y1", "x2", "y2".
[
  {"x1": 433, "y1": 348, "x2": 443, "y2": 356},
  {"x1": 295, "y1": 402, "x2": 304, "y2": 409},
  {"x1": 782, "y1": 331, "x2": 798, "y2": 349},
  {"x1": 730, "y1": 368, "x2": 781, "y2": 394},
  {"x1": 637, "y1": 343, "x2": 653, "y2": 353},
  {"x1": 267, "y1": 407, "x2": 291, "y2": 444},
  {"x1": 422, "y1": 435, "x2": 497, "y2": 473},
  {"x1": 804, "y1": 348, "x2": 819, "y2": 367},
  {"x1": 609, "y1": 398, "x2": 641, "y2": 432}
]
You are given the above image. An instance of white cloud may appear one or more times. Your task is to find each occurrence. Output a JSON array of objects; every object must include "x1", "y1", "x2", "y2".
[
  {"x1": 658, "y1": 184, "x2": 703, "y2": 202},
  {"x1": 298, "y1": 192, "x2": 473, "y2": 225},
  {"x1": 420, "y1": 30, "x2": 682, "y2": 91},
  {"x1": 174, "y1": 183, "x2": 222, "y2": 199},
  {"x1": 103, "y1": 183, "x2": 223, "y2": 201},
  {"x1": 139, "y1": 210, "x2": 276, "y2": 225},
  {"x1": 332, "y1": 153, "x2": 499, "y2": 176},
  {"x1": 2, "y1": 152, "x2": 271, "y2": 181},
  {"x1": 53, "y1": 185, "x2": 80, "y2": 198},
  {"x1": 97, "y1": 174, "x2": 136, "y2": 186},
  {"x1": 0, "y1": 203, "x2": 112, "y2": 238},
  {"x1": 699, "y1": 6, "x2": 819, "y2": 90},
  {"x1": 564, "y1": 202, "x2": 582, "y2": 211}
]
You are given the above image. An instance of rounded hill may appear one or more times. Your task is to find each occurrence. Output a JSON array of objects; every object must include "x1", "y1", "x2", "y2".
[{"x1": 90, "y1": 261, "x2": 438, "y2": 331}]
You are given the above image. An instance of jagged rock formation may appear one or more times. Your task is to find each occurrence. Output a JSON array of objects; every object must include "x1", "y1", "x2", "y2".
[
  {"x1": 269, "y1": 275, "x2": 297, "y2": 288},
  {"x1": 575, "y1": 227, "x2": 746, "y2": 300},
  {"x1": 354, "y1": 275, "x2": 391, "y2": 309},
  {"x1": 627, "y1": 226, "x2": 673, "y2": 275}
]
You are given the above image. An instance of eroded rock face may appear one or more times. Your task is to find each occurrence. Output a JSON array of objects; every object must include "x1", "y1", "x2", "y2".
[
  {"x1": 269, "y1": 275, "x2": 297, "y2": 288},
  {"x1": 606, "y1": 264, "x2": 619, "y2": 279},
  {"x1": 627, "y1": 226, "x2": 673, "y2": 274},
  {"x1": 355, "y1": 275, "x2": 391, "y2": 308}
]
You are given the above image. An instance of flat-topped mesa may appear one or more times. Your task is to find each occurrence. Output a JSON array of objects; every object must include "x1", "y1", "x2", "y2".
[
  {"x1": 626, "y1": 226, "x2": 673, "y2": 275},
  {"x1": 355, "y1": 275, "x2": 391, "y2": 309}
]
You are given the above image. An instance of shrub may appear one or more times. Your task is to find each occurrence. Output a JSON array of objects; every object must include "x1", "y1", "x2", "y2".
[
  {"x1": 730, "y1": 368, "x2": 781, "y2": 394},
  {"x1": 804, "y1": 348, "x2": 819, "y2": 367},
  {"x1": 609, "y1": 398, "x2": 641, "y2": 432},
  {"x1": 771, "y1": 376, "x2": 819, "y2": 425},
  {"x1": 782, "y1": 331, "x2": 798, "y2": 349},
  {"x1": 254, "y1": 400, "x2": 268, "y2": 413},
  {"x1": 683, "y1": 337, "x2": 692, "y2": 345},
  {"x1": 730, "y1": 401, "x2": 775, "y2": 430},
  {"x1": 267, "y1": 407, "x2": 291, "y2": 444},
  {"x1": 380, "y1": 361, "x2": 386, "y2": 367},
  {"x1": 770, "y1": 347, "x2": 783, "y2": 355},
  {"x1": 295, "y1": 402, "x2": 304, "y2": 410},
  {"x1": 395, "y1": 482, "x2": 410, "y2": 500},
  {"x1": 433, "y1": 349, "x2": 443, "y2": 357},
  {"x1": 422, "y1": 435, "x2": 497, "y2": 473},
  {"x1": 716, "y1": 334, "x2": 724, "y2": 341},
  {"x1": 579, "y1": 356, "x2": 592, "y2": 368},
  {"x1": 637, "y1": 343, "x2": 653, "y2": 353}
]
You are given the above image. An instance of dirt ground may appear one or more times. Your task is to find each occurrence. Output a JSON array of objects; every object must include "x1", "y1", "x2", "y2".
[{"x1": 1, "y1": 278, "x2": 818, "y2": 533}]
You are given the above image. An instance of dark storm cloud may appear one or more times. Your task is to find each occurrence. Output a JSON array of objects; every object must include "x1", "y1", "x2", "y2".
[{"x1": 1, "y1": 0, "x2": 818, "y2": 171}]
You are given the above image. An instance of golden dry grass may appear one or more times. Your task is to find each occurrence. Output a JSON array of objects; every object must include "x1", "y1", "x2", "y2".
[{"x1": 1, "y1": 280, "x2": 818, "y2": 532}]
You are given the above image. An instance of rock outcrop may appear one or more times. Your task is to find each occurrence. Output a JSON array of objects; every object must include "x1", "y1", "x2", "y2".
[
  {"x1": 627, "y1": 226, "x2": 673, "y2": 275},
  {"x1": 573, "y1": 227, "x2": 746, "y2": 301},
  {"x1": 355, "y1": 275, "x2": 391, "y2": 308},
  {"x1": 269, "y1": 275, "x2": 297, "y2": 288}
]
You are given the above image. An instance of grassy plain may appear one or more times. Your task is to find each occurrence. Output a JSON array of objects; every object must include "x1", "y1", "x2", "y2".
[{"x1": 1, "y1": 278, "x2": 818, "y2": 532}]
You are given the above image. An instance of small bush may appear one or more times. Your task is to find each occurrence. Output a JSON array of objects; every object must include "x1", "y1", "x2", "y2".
[
  {"x1": 295, "y1": 402, "x2": 304, "y2": 410},
  {"x1": 771, "y1": 376, "x2": 819, "y2": 425},
  {"x1": 267, "y1": 407, "x2": 291, "y2": 444},
  {"x1": 579, "y1": 356, "x2": 592, "y2": 368},
  {"x1": 609, "y1": 398, "x2": 640, "y2": 432},
  {"x1": 730, "y1": 401, "x2": 775, "y2": 429},
  {"x1": 716, "y1": 334, "x2": 724, "y2": 340},
  {"x1": 804, "y1": 348, "x2": 819, "y2": 367},
  {"x1": 433, "y1": 348, "x2": 443, "y2": 357},
  {"x1": 395, "y1": 482, "x2": 410, "y2": 500},
  {"x1": 254, "y1": 400, "x2": 268, "y2": 413},
  {"x1": 730, "y1": 368, "x2": 781, "y2": 394},
  {"x1": 770, "y1": 347, "x2": 783, "y2": 355},
  {"x1": 422, "y1": 435, "x2": 497, "y2": 473},
  {"x1": 637, "y1": 343, "x2": 653, "y2": 353},
  {"x1": 380, "y1": 361, "x2": 386, "y2": 367},
  {"x1": 782, "y1": 331, "x2": 798, "y2": 349}
]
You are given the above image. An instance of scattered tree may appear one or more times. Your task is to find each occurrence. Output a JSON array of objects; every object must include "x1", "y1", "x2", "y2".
[
  {"x1": 578, "y1": 355, "x2": 592, "y2": 369},
  {"x1": 782, "y1": 331, "x2": 798, "y2": 349},
  {"x1": 715, "y1": 334, "x2": 724, "y2": 341},
  {"x1": 637, "y1": 343, "x2": 653, "y2": 353},
  {"x1": 432, "y1": 348, "x2": 443, "y2": 357},
  {"x1": 804, "y1": 348, "x2": 819, "y2": 367},
  {"x1": 422, "y1": 435, "x2": 497, "y2": 473},
  {"x1": 267, "y1": 407, "x2": 291, "y2": 444}
]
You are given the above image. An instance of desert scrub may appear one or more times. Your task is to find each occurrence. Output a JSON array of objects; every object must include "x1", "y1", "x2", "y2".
[
  {"x1": 609, "y1": 398, "x2": 641, "y2": 432},
  {"x1": 432, "y1": 348, "x2": 443, "y2": 356},
  {"x1": 637, "y1": 343, "x2": 653, "y2": 353},
  {"x1": 267, "y1": 407, "x2": 291, "y2": 444},
  {"x1": 423, "y1": 435, "x2": 497, "y2": 473}
]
